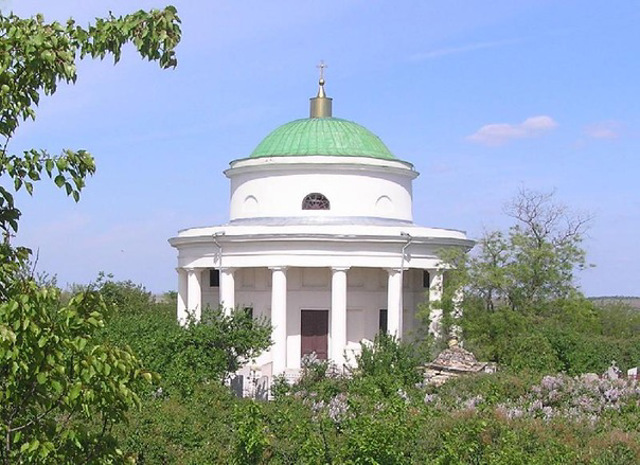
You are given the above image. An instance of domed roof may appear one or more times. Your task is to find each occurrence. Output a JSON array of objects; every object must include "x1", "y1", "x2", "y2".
[{"x1": 250, "y1": 117, "x2": 396, "y2": 160}]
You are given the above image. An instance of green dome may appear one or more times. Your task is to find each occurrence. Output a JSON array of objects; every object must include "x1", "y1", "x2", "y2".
[{"x1": 250, "y1": 117, "x2": 396, "y2": 160}]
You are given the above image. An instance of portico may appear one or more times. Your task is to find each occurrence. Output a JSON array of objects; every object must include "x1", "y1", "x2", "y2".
[{"x1": 173, "y1": 259, "x2": 456, "y2": 374}]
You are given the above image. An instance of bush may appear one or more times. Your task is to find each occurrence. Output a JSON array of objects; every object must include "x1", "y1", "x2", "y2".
[
  {"x1": 352, "y1": 333, "x2": 421, "y2": 397},
  {"x1": 461, "y1": 298, "x2": 640, "y2": 376},
  {"x1": 500, "y1": 333, "x2": 563, "y2": 373},
  {"x1": 114, "y1": 383, "x2": 237, "y2": 464},
  {"x1": 96, "y1": 279, "x2": 272, "y2": 396}
]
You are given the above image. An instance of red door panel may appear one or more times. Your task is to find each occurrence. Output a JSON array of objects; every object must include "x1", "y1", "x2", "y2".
[{"x1": 301, "y1": 310, "x2": 329, "y2": 360}]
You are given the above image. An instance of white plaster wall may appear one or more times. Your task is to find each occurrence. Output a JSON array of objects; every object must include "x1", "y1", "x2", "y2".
[{"x1": 226, "y1": 159, "x2": 415, "y2": 221}]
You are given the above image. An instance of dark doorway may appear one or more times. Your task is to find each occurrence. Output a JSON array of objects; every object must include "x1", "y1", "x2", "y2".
[
  {"x1": 301, "y1": 310, "x2": 329, "y2": 360},
  {"x1": 379, "y1": 309, "x2": 388, "y2": 334}
]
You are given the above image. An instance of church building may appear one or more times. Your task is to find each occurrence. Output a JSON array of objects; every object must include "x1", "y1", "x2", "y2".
[{"x1": 169, "y1": 72, "x2": 473, "y2": 379}]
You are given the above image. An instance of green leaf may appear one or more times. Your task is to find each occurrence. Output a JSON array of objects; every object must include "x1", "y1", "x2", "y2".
[
  {"x1": 69, "y1": 384, "x2": 81, "y2": 401},
  {"x1": 36, "y1": 371, "x2": 47, "y2": 384},
  {"x1": 76, "y1": 337, "x2": 87, "y2": 350},
  {"x1": 51, "y1": 380, "x2": 63, "y2": 394},
  {"x1": 54, "y1": 174, "x2": 65, "y2": 187}
]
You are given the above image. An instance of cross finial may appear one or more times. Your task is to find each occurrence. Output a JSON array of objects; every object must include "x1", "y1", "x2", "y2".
[
  {"x1": 316, "y1": 60, "x2": 328, "y2": 83},
  {"x1": 310, "y1": 60, "x2": 332, "y2": 117}
]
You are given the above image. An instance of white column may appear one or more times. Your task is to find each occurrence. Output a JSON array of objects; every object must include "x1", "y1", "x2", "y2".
[
  {"x1": 186, "y1": 267, "x2": 202, "y2": 322},
  {"x1": 219, "y1": 267, "x2": 236, "y2": 315},
  {"x1": 386, "y1": 268, "x2": 403, "y2": 338},
  {"x1": 177, "y1": 268, "x2": 188, "y2": 326},
  {"x1": 451, "y1": 285, "x2": 463, "y2": 343},
  {"x1": 270, "y1": 266, "x2": 288, "y2": 376},
  {"x1": 331, "y1": 267, "x2": 349, "y2": 368},
  {"x1": 428, "y1": 270, "x2": 444, "y2": 338}
]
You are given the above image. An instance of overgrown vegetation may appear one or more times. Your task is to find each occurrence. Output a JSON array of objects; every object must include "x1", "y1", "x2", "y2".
[
  {"x1": 1, "y1": 5, "x2": 638, "y2": 463},
  {"x1": 90, "y1": 277, "x2": 272, "y2": 463},
  {"x1": 94, "y1": 275, "x2": 272, "y2": 397},
  {"x1": 107, "y1": 323, "x2": 640, "y2": 464}
]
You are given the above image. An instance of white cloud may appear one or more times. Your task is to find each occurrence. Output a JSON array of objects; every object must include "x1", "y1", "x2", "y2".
[
  {"x1": 584, "y1": 121, "x2": 621, "y2": 140},
  {"x1": 467, "y1": 115, "x2": 558, "y2": 146},
  {"x1": 410, "y1": 38, "x2": 521, "y2": 61}
]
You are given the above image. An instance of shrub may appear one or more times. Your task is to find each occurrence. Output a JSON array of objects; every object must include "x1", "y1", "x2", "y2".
[
  {"x1": 352, "y1": 333, "x2": 421, "y2": 397},
  {"x1": 97, "y1": 279, "x2": 272, "y2": 396}
]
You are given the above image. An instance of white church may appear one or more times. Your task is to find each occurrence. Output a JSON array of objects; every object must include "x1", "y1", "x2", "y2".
[{"x1": 169, "y1": 72, "x2": 473, "y2": 379}]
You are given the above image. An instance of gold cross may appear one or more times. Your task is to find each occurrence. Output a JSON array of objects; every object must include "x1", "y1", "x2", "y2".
[{"x1": 316, "y1": 60, "x2": 328, "y2": 81}]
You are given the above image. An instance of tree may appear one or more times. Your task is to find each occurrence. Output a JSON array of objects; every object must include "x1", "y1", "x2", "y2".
[
  {"x1": 0, "y1": 7, "x2": 181, "y2": 464},
  {"x1": 501, "y1": 188, "x2": 590, "y2": 310},
  {"x1": 93, "y1": 276, "x2": 273, "y2": 397},
  {"x1": 443, "y1": 188, "x2": 590, "y2": 314},
  {"x1": 433, "y1": 190, "x2": 602, "y2": 372}
]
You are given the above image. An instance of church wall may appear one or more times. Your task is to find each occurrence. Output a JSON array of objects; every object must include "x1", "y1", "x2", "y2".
[{"x1": 228, "y1": 168, "x2": 413, "y2": 222}]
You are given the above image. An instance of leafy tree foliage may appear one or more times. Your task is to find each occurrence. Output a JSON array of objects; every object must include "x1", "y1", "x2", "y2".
[
  {"x1": 0, "y1": 8, "x2": 180, "y2": 245},
  {"x1": 443, "y1": 188, "x2": 590, "y2": 314},
  {"x1": 435, "y1": 190, "x2": 640, "y2": 374},
  {"x1": 95, "y1": 277, "x2": 272, "y2": 397},
  {"x1": 82, "y1": 278, "x2": 272, "y2": 463},
  {"x1": 0, "y1": 7, "x2": 181, "y2": 464},
  {"x1": 0, "y1": 282, "x2": 153, "y2": 464}
]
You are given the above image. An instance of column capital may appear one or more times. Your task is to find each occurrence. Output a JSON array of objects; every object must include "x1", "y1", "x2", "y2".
[
  {"x1": 385, "y1": 267, "x2": 403, "y2": 275},
  {"x1": 331, "y1": 266, "x2": 351, "y2": 273},
  {"x1": 217, "y1": 266, "x2": 236, "y2": 274},
  {"x1": 268, "y1": 266, "x2": 288, "y2": 272}
]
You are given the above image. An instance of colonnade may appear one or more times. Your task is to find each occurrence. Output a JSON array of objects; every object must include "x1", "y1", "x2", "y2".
[{"x1": 176, "y1": 266, "x2": 445, "y2": 375}]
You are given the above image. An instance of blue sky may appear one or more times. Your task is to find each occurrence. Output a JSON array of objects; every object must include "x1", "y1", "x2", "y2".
[{"x1": 4, "y1": 1, "x2": 639, "y2": 296}]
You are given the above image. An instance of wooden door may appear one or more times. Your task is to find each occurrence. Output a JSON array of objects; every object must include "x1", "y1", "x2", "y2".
[{"x1": 301, "y1": 310, "x2": 329, "y2": 360}]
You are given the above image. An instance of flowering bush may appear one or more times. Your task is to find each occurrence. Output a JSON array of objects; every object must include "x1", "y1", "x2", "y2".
[
  {"x1": 496, "y1": 370, "x2": 640, "y2": 424},
  {"x1": 424, "y1": 365, "x2": 640, "y2": 431}
]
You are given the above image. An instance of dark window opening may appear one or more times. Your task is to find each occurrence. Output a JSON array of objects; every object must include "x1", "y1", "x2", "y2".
[
  {"x1": 379, "y1": 309, "x2": 388, "y2": 334},
  {"x1": 302, "y1": 193, "x2": 330, "y2": 210},
  {"x1": 209, "y1": 269, "x2": 220, "y2": 287},
  {"x1": 423, "y1": 270, "x2": 430, "y2": 288}
]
